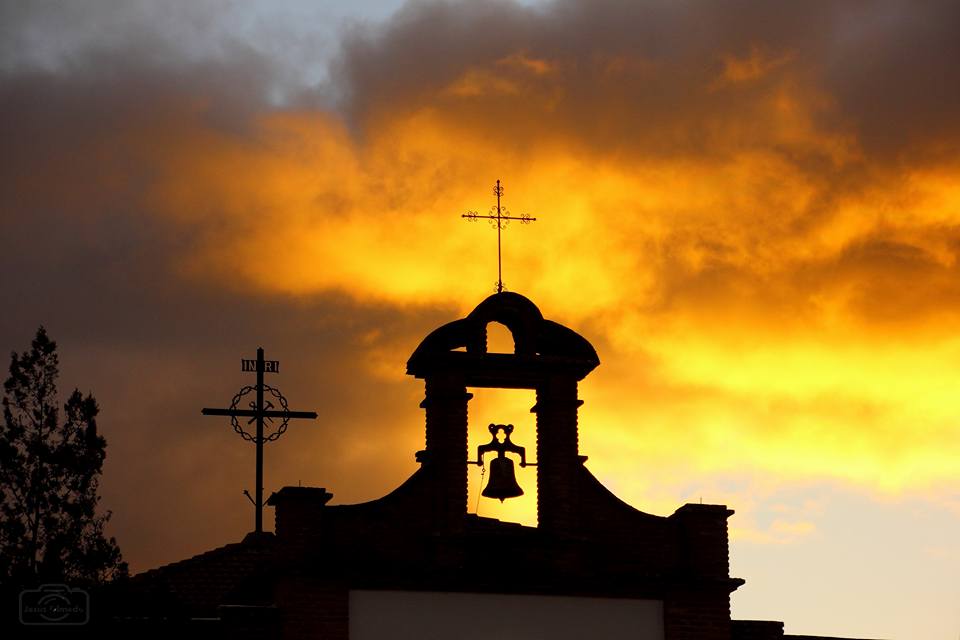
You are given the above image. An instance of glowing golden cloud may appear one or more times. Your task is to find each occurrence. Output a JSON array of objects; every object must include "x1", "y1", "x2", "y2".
[
  {"x1": 5, "y1": 2, "x2": 958, "y2": 554},
  {"x1": 109, "y1": 37, "x2": 960, "y2": 516}
]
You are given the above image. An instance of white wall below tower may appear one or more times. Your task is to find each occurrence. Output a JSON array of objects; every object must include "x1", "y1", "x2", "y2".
[{"x1": 349, "y1": 590, "x2": 664, "y2": 640}]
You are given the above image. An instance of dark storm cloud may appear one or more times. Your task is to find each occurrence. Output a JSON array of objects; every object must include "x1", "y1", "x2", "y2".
[
  {"x1": 0, "y1": 52, "x2": 283, "y2": 349},
  {"x1": 821, "y1": 1, "x2": 960, "y2": 158},
  {"x1": 0, "y1": 5, "x2": 449, "y2": 570},
  {"x1": 335, "y1": 0, "x2": 960, "y2": 160}
]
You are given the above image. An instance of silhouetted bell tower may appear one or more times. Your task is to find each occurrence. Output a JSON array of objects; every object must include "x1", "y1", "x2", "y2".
[{"x1": 406, "y1": 291, "x2": 600, "y2": 533}]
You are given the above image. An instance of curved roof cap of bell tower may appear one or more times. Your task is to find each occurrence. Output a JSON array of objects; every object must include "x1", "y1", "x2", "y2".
[{"x1": 406, "y1": 292, "x2": 600, "y2": 383}]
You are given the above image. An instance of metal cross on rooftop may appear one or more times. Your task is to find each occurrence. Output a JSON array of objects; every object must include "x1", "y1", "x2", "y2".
[
  {"x1": 201, "y1": 347, "x2": 318, "y2": 535},
  {"x1": 462, "y1": 179, "x2": 537, "y2": 293}
]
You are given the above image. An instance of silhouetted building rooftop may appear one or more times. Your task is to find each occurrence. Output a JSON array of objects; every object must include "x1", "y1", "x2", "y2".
[{"x1": 120, "y1": 292, "x2": 883, "y2": 640}]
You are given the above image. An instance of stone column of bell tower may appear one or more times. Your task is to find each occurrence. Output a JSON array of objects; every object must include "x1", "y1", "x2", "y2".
[
  {"x1": 532, "y1": 375, "x2": 582, "y2": 533},
  {"x1": 420, "y1": 373, "x2": 472, "y2": 532}
]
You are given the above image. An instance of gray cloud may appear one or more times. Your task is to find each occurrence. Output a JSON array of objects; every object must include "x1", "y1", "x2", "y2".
[
  {"x1": 0, "y1": 11, "x2": 445, "y2": 569},
  {"x1": 334, "y1": 0, "x2": 960, "y2": 160}
]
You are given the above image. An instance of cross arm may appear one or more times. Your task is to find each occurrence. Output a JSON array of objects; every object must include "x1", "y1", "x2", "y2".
[
  {"x1": 461, "y1": 213, "x2": 537, "y2": 221},
  {"x1": 202, "y1": 407, "x2": 252, "y2": 417},
  {"x1": 201, "y1": 408, "x2": 318, "y2": 420},
  {"x1": 262, "y1": 410, "x2": 318, "y2": 420}
]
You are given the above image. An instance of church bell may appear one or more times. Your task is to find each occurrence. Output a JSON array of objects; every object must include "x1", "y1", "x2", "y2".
[
  {"x1": 473, "y1": 423, "x2": 531, "y2": 502},
  {"x1": 482, "y1": 456, "x2": 524, "y2": 502}
]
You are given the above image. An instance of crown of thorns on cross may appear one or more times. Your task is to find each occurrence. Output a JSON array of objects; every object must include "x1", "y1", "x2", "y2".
[{"x1": 228, "y1": 384, "x2": 291, "y2": 442}]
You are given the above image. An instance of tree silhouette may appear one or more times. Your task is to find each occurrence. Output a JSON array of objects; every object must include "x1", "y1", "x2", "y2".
[{"x1": 0, "y1": 327, "x2": 127, "y2": 586}]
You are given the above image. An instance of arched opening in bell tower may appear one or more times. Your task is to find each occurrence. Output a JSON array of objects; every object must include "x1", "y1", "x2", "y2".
[
  {"x1": 485, "y1": 321, "x2": 516, "y2": 354},
  {"x1": 467, "y1": 387, "x2": 537, "y2": 527}
]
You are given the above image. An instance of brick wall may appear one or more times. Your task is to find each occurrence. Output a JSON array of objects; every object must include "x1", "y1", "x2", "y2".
[
  {"x1": 732, "y1": 620, "x2": 785, "y2": 640},
  {"x1": 664, "y1": 586, "x2": 734, "y2": 640},
  {"x1": 669, "y1": 504, "x2": 734, "y2": 580},
  {"x1": 274, "y1": 577, "x2": 348, "y2": 640},
  {"x1": 267, "y1": 486, "x2": 332, "y2": 550},
  {"x1": 421, "y1": 374, "x2": 471, "y2": 532}
]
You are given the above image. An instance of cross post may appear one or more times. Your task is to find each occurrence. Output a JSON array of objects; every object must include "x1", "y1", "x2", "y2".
[
  {"x1": 201, "y1": 347, "x2": 318, "y2": 534},
  {"x1": 462, "y1": 179, "x2": 537, "y2": 293}
]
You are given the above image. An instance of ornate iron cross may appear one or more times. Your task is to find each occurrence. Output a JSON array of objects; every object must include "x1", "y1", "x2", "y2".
[
  {"x1": 462, "y1": 179, "x2": 537, "y2": 293},
  {"x1": 201, "y1": 347, "x2": 318, "y2": 534}
]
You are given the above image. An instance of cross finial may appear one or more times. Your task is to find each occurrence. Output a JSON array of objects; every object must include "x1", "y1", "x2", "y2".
[
  {"x1": 201, "y1": 347, "x2": 318, "y2": 534},
  {"x1": 462, "y1": 180, "x2": 537, "y2": 293}
]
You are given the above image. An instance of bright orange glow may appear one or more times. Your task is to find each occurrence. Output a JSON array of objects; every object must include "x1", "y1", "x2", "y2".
[{"x1": 100, "y1": 45, "x2": 959, "y2": 534}]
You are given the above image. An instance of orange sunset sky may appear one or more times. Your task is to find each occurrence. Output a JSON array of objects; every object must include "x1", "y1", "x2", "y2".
[{"x1": 1, "y1": 1, "x2": 959, "y2": 637}]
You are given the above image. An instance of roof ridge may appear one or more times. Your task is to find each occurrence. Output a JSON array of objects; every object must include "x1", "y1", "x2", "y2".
[{"x1": 132, "y1": 539, "x2": 271, "y2": 580}]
